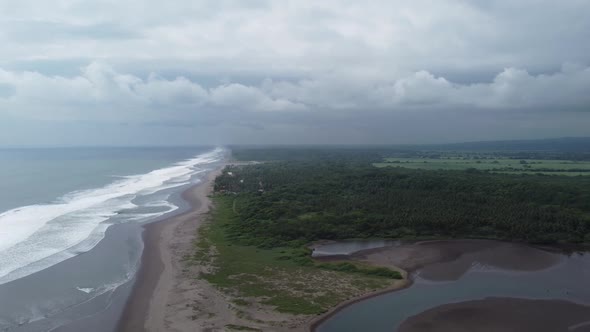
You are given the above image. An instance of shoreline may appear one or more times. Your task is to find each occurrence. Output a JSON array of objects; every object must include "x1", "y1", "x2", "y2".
[
  {"x1": 117, "y1": 165, "x2": 589, "y2": 332},
  {"x1": 398, "y1": 297, "x2": 590, "y2": 332},
  {"x1": 308, "y1": 238, "x2": 582, "y2": 332},
  {"x1": 307, "y1": 278, "x2": 412, "y2": 332},
  {"x1": 117, "y1": 167, "x2": 222, "y2": 332}
]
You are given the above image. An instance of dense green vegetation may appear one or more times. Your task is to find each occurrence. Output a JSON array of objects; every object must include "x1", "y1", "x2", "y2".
[
  {"x1": 230, "y1": 137, "x2": 590, "y2": 162},
  {"x1": 218, "y1": 149, "x2": 590, "y2": 245},
  {"x1": 375, "y1": 157, "x2": 590, "y2": 176},
  {"x1": 194, "y1": 196, "x2": 401, "y2": 316},
  {"x1": 316, "y1": 262, "x2": 402, "y2": 279},
  {"x1": 200, "y1": 143, "x2": 590, "y2": 323},
  {"x1": 230, "y1": 146, "x2": 382, "y2": 163}
]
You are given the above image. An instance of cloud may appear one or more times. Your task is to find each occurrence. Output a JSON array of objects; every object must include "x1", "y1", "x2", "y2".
[
  {"x1": 3, "y1": 20, "x2": 139, "y2": 43},
  {"x1": 371, "y1": 71, "x2": 454, "y2": 106},
  {"x1": 1, "y1": 1, "x2": 589, "y2": 75},
  {"x1": 0, "y1": 62, "x2": 308, "y2": 122},
  {"x1": 0, "y1": 1, "x2": 589, "y2": 145},
  {"x1": 210, "y1": 83, "x2": 307, "y2": 111},
  {"x1": 1, "y1": 62, "x2": 589, "y2": 126}
]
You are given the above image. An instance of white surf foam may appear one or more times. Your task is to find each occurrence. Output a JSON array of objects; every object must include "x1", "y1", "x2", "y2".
[
  {"x1": 76, "y1": 287, "x2": 95, "y2": 294},
  {"x1": 126, "y1": 199, "x2": 180, "y2": 221},
  {"x1": 0, "y1": 147, "x2": 224, "y2": 285}
]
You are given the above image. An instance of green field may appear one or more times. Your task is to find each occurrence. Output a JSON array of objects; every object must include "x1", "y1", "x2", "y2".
[{"x1": 374, "y1": 157, "x2": 590, "y2": 176}]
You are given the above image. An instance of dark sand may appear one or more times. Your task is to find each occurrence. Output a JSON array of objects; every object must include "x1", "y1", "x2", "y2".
[
  {"x1": 117, "y1": 171, "x2": 213, "y2": 332},
  {"x1": 354, "y1": 239, "x2": 561, "y2": 281},
  {"x1": 116, "y1": 209, "x2": 168, "y2": 332},
  {"x1": 311, "y1": 239, "x2": 581, "y2": 331},
  {"x1": 0, "y1": 222, "x2": 142, "y2": 332},
  {"x1": 119, "y1": 164, "x2": 310, "y2": 332},
  {"x1": 398, "y1": 297, "x2": 590, "y2": 332}
]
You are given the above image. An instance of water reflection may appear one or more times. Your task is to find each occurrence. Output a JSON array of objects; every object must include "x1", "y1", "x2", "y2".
[{"x1": 314, "y1": 239, "x2": 590, "y2": 332}]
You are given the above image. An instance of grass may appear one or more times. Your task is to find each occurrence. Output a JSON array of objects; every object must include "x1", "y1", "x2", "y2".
[
  {"x1": 374, "y1": 157, "x2": 590, "y2": 176},
  {"x1": 232, "y1": 298, "x2": 250, "y2": 306},
  {"x1": 316, "y1": 262, "x2": 402, "y2": 279},
  {"x1": 193, "y1": 196, "x2": 401, "y2": 316}
]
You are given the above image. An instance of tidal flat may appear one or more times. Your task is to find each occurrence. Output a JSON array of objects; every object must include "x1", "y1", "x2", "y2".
[{"x1": 313, "y1": 239, "x2": 590, "y2": 332}]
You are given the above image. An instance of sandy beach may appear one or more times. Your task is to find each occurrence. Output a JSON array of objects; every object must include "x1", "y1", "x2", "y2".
[
  {"x1": 118, "y1": 163, "x2": 320, "y2": 332},
  {"x1": 117, "y1": 178, "x2": 587, "y2": 332},
  {"x1": 118, "y1": 168, "x2": 228, "y2": 332},
  {"x1": 118, "y1": 163, "x2": 309, "y2": 332}
]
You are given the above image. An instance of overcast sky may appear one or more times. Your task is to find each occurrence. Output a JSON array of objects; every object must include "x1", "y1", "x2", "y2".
[{"x1": 1, "y1": 0, "x2": 589, "y2": 146}]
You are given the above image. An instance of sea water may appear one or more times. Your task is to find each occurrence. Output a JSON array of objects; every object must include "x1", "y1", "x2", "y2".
[{"x1": 0, "y1": 146, "x2": 225, "y2": 331}]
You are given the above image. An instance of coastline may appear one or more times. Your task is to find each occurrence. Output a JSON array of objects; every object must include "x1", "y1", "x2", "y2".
[
  {"x1": 307, "y1": 278, "x2": 412, "y2": 332},
  {"x1": 118, "y1": 167, "x2": 223, "y2": 332},
  {"x1": 116, "y1": 164, "x2": 589, "y2": 332},
  {"x1": 307, "y1": 238, "x2": 578, "y2": 332},
  {"x1": 308, "y1": 239, "x2": 473, "y2": 332}
]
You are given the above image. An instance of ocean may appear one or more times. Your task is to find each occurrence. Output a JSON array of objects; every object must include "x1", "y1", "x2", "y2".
[{"x1": 0, "y1": 146, "x2": 226, "y2": 331}]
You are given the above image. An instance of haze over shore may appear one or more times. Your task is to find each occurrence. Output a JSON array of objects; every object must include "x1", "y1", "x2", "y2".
[{"x1": 2, "y1": 0, "x2": 590, "y2": 331}]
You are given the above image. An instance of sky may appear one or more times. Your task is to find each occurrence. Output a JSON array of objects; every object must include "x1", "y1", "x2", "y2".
[{"x1": 0, "y1": 0, "x2": 589, "y2": 146}]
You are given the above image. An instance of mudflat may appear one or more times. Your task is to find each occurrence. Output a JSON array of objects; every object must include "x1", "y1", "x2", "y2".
[
  {"x1": 354, "y1": 239, "x2": 561, "y2": 280},
  {"x1": 398, "y1": 297, "x2": 590, "y2": 332}
]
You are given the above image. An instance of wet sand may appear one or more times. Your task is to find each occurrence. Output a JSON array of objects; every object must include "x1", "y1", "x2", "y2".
[
  {"x1": 118, "y1": 168, "x2": 224, "y2": 332},
  {"x1": 120, "y1": 162, "x2": 320, "y2": 332},
  {"x1": 398, "y1": 297, "x2": 590, "y2": 332},
  {"x1": 0, "y1": 222, "x2": 142, "y2": 332},
  {"x1": 116, "y1": 181, "x2": 587, "y2": 332},
  {"x1": 312, "y1": 239, "x2": 587, "y2": 331},
  {"x1": 354, "y1": 239, "x2": 561, "y2": 281}
]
